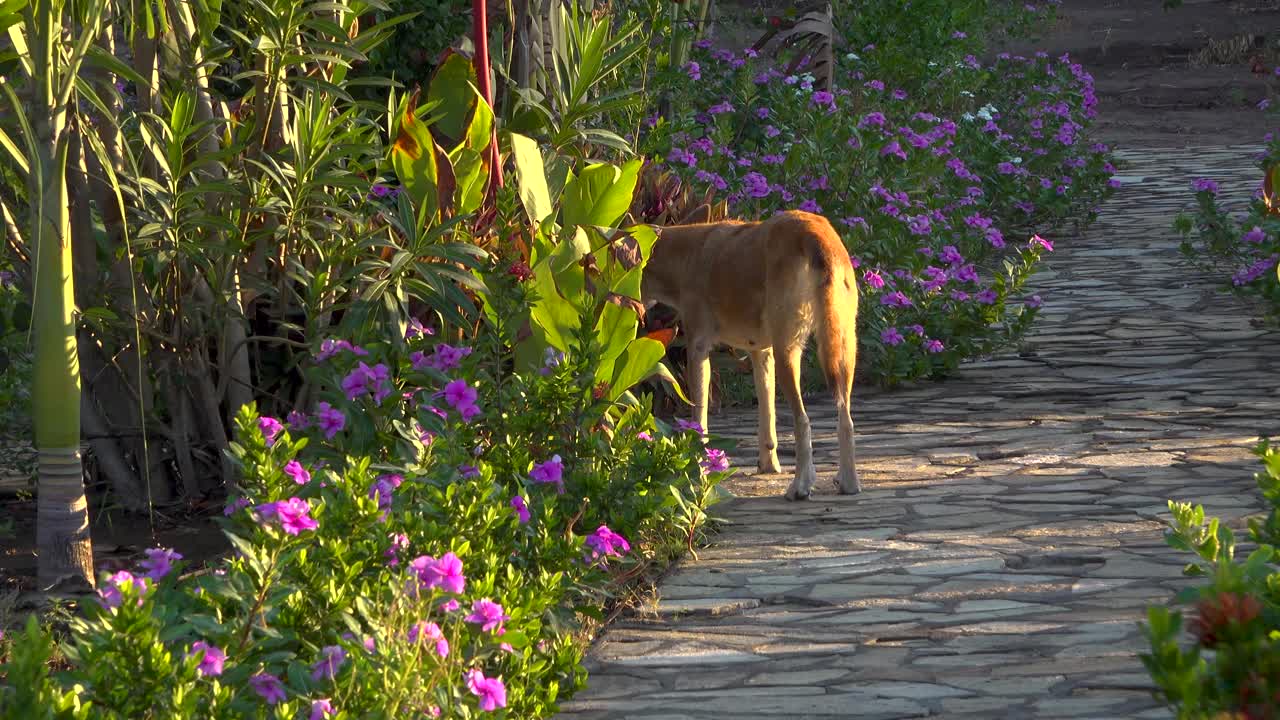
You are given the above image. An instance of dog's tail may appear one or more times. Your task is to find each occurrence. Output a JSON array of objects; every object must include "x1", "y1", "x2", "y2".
[{"x1": 806, "y1": 219, "x2": 858, "y2": 404}]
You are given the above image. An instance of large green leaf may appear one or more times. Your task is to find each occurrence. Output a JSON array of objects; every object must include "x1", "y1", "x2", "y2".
[
  {"x1": 561, "y1": 158, "x2": 642, "y2": 228},
  {"x1": 450, "y1": 147, "x2": 487, "y2": 218},
  {"x1": 466, "y1": 83, "x2": 494, "y2": 153},
  {"x1": 509, "y1": 132, "x2": 553, "y2": 225},
  {"x1": 390, "y1": 95, "x2": 440, "y2": 225},
  {"x1": 427, "y1": 52, "x2": 478, "y2": 149},
  {"x1": 528, "y1": 263, "x2": 577, "y2": 352},
  {"x1": 594, "y1": 300, "x2": 639, "y2": 373},
  {"x1": 609, "y1": 337, "x2": 667, "y2": 402}
]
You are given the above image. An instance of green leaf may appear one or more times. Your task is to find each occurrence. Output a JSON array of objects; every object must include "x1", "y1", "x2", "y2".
[
  {"x1": 509, "y1": 132, "x2": 554, "y2": 224},
  {"x1": 426, "y1": 52, "x2": 477, "y2": 148},
  {"x1": 390, "y1": 95, "x2": 440, "y2": 225},
  {"x1": 609, "y1": 337, "x2": 667, "y2": 401},
  {"x1": 562, "y1": 159, "x2": 642, "y2": 228},
  {"x1": 466, "y1": 83, "x2": 494, "y2": 152},
  {"x1": 450, "y1": 147, "x2": 487, "y2": 218}
]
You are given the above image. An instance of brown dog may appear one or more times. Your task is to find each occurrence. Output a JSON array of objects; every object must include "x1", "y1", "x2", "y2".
[{"x1": 642, "y1": 208, "x2": 860, "y2": 500}]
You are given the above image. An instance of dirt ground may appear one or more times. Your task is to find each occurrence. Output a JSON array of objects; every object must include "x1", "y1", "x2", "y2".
[{"x1": 3, "y1": 0, "x2": 1276, "y2": 604}]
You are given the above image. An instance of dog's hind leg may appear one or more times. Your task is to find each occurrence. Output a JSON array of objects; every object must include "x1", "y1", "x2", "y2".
[{"x1": 777, "y1": 343, "x2": 817, "y2": 501}]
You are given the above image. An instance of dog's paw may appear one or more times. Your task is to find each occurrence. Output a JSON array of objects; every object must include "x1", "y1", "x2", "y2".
[{"x1": 836, "y1": 468, "x2": 861, "y2": 495}]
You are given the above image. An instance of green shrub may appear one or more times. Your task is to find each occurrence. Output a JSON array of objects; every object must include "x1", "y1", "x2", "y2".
[{"x1": 1142, "y1": 441, "x2": 1280, "y2": 719}]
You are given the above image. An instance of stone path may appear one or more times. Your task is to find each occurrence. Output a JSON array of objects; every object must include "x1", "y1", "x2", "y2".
[{"x1": 559, "y1": 146, "x2": 1280, "y2": 719}]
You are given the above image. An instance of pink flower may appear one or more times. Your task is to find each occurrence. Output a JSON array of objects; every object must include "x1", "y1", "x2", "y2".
[
  {"x1": 98, "y1": 570, "x2": 148, "y2": 610},
  {"x1": 700, "y1": 448, "x2": 730, "y2": 474},
  {"x1": 139, "y1": 547, "x2": 182, "y2": 581},
  {"x1": 310, "y1": 699, "x2": 335, "y2": 720},
  {"x1": 188, "y1": 641, "x2": 225, "y2": 677},
  {"x1": 443, "y1": 379, "x2": 477, "y2": 410},
  {"x1": 386, "y1": 532, "x2": 410, "y2": 566},
  {"x1": 315, "y1": 402, "x2": 345, "y2": 439},
  {"x1": 464, "y1": 599, "x2": 510, "y2": 634},
  {"x1": 410, "y1": 552, "x2": 466, "y2": 594},
  {"x1": 529, "y1": 455, "x2": 565, "y2": 493},
  {"x1": 924, "y1": 339, "x2": 945, "y2": 353},
  {"x1": 510, "y1": 495, "x2": 530, "y2": 524},
  {"x1": 1029, "y1": 234, "x2": 1053, "y2": 252},
  {"x1": 283, "y1": 460, "x2": 310, "y2": 485},
  {"x1": 249, "y1": 673, "x2": 286, "y2": 704},
  {"x1": 311, "y1": 645, "x2": 347, "y2": 682},
  {"x1": 256, "y1": 497, "x2": 318, "y2": 535},
  {"x1": 466, "y1": 669, "x2": 507, "y2": 711},
  {"x1": 409, "y1": 620, "x2": 450, "y2": 657},
  {"x1": 584, "y1": 525, "x2": 630, "y2": 566},
  {"x1": 258, "y1": 417, "x2": 284, "y2": 446}
]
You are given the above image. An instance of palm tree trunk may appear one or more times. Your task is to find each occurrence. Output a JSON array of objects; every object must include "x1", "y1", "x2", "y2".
[
  {"x1": 31, "y1": 89, "x2": 93, "y2": 592},
  {"x1": 29, "y1": 0, "x2": 94, "y2": 591}
]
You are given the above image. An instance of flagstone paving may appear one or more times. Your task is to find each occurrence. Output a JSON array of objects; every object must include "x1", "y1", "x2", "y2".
[{"x1": 559, "y1": 147, "x2": 1280, "y2": 719}]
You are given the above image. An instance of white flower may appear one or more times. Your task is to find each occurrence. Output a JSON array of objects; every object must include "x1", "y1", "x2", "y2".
[
  {"x1": 975, "y1": 109, "x2": 992, "y2": 121},
  {"x1": 961, "y1": 112, "x2": 975, "y2": 122},
  {"x1": 959, "y1": 90, "x2": 974, "y2": 97},
  {"x1": 846, "y1": 52, "x2": 860, "y2": 61},
  {"x1": 1011, "y1": 156, "x2": 1023, "y2": 164},
  {"x1": 979, "y1": 103, "x2": 998, "y2": 115},
  {"x1": 928, "y1": 61, "x2": 938, "y2": 68}
]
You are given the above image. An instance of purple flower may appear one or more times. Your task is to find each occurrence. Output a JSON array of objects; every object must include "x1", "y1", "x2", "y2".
[
  {"x1": 742, "y1": 172, "x2": 771, "y2": 199},
  {"x1": 880, "y1": 291, "x2": 913, "y2": 308},
  {"x1": 976, "y1": 289, "x2": 998, "y2": 305},
  {"x1": 881, "y1": 327, "x2": 904, "y2": 346},
  {"x1": 256, "y1": 497, "x2": 318, "y2": 535},
  {"x1": 286, "y1": 410, "x2": 310, "y2": 430},
  {"x1": 342, "y1": 362, "x2": 392, "y2": 403},
  {"x1": 409, "y1": 621, "x2": 449, "y2": 657},
  {"x1": 249, "y1": 673, "x2": 287, "y2": 704},
  {"x1": 283, "y1": 460, "x2": 311, "y2": 485},
  {"x1": 924, "y1": 339, "x2": 944, "y2": 353},
  {"x1": 315, "y1": 402, "x2": 345, "y2": 439},
  {"x1": 799, "y1": 199, "x2": 822, "y2": 213},
  {"x1": 865, "y1": 79, "x2": 885, "y2": 91},
  {"x1": 458, "y1": 464, "x2": 480, "y2": 479},
  {"x1": 1191, "y1": 178, "x2": 1220, "y2": 195},
  {"x1": 465, "y1": 599, "x2": 510, "y2": 634},
  {"x1": 907, "y1": 215, "x2": 931, "y2": 235},
  {"x1": 764, "y1": 125, "x2": 781, "y2": 138},
  {"x1": 684, "y1": 61, "x2": 701, "y2": 80},
  {"x1": 708, "y1": 101, "x2": 734, "y2": 115},
  {"x1": 940, "y1": 246, "x2": 964, "y2": 265},
  {"x1": 466, "y1": 669, "x2": 507, "y2": 712},
  {"x1": 511, "y1": 495, "x2": 530, "y2": 524},
  {"x1": 675, "y1": 419, "x2": 705, "y2": 435},
  {"x1": 951, "y1": 290, "x2": 970, "y2": 302},
  {"x1": 880, "y1": 140, "x2": 907, "y2": 160},
  {"x1": 310, "y1": 699, "x2": 335, "y2": 720},
  {"x1": 224, "y1": 496, "x2": 251, "y2": 516},
  {"x1": 369, "y1": 473, "x2": 404, "y2": 515},
  {"x1": 443, "y1": 379, "x2": 478, "y2": 412},
  {"x1": 529, "y1": 455, "x2": 565, "y2": 493},
  {"x1": 701, "y1": 447, "x2": 730, "y2": 474},
  {"x1": 258, "y1": 417, "x2": 284, "y2": 446},
  {"x1": 1260, "y1": 99, "x2": 1272, "y2": 111},
  {"x1": 811, "y1": 90, "x2": 835, "y2": 107},
  {"x1": 584, "y1": 525, "x2": 630, "y2": 565},
  {"x1": 316, "y1": 338, "x2": 368, "y2": 362},
  {"x1": 386, "y1": 532, "x2": 409, "y2": 566},
  {"x1": 863, "y1": 269, "x2": 885, "y2": 289},
  {"x1": 311, "y1": 645, "x2": 347, "y2": 682},
  {"x1": 756, "y1": 107, "x2": 770, "y2": 119},
  {"x1": 411, "y1": 552, "x2": 466, "y2": 594},
  {"x1": 405, "y1": 317, "x2": 432, "y2": 339},
  {"x1": 1029, "y1": 234, "x2": 1053, "y2": 252},
  {"x1": 1244, "y1": 226, "x2": 1266, "y2": 243},
  {"x1": 1027, "y1": 295, "x2": 1043, "y2": 309},
  {"x1": 97, "y1": 570, "x2": 148, "y2": 610},
  {"x1": 188, "y1": 641, "x2": 225, "y2": 677},
  {"x1": 139, "y1": 547, "x2": 182, "y2": 581}
]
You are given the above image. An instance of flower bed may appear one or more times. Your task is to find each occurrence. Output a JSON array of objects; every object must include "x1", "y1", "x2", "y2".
[
  {"x1": 643, "y1": 1, "x2": 1116, "y2": 385},
  {"x1": 1, "y1": 290, "x2": 727, "y2": 716},
  {"x1": 1174, "y1": 134, "x2": 1280, "y2": 318}
]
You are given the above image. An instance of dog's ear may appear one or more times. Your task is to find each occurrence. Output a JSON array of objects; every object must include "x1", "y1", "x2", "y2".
[{"x1": 678, "y1": 203, "x2": 712, "y2": 225}]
